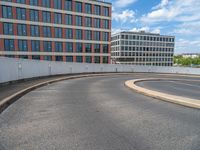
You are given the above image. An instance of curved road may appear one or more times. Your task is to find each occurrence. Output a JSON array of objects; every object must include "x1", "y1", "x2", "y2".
[{"x1": 1, "y1": 74, "x2": 200, "y2": 150}]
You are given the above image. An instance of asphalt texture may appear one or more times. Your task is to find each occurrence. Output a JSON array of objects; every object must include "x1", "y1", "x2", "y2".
[
  {"x1": 1, "y1": 74, "x2": 200, "y2": 150},
  {"x1": 137, "y1": 80, "x2": 200, "y2": 100}
]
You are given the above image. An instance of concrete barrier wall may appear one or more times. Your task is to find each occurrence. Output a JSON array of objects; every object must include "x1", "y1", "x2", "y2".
[{"x1": 0, "y1": 57, "x2": 200, "y2": 83}]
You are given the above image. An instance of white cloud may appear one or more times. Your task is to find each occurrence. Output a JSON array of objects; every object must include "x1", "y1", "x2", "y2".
[
  {"x1": 112, "y1": 9, "x2": 136, "y2": 24},
  {"x1": 152, "y1": 0, "x2": 169, "y2": 10},
  {"x1": 114, "y1": 0, "x2": 137, "y2": 8}
]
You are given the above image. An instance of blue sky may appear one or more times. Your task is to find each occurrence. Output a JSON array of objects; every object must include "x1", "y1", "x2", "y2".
[{"x1": 108, "y1": 0, "x2": 200, "y2": 54}]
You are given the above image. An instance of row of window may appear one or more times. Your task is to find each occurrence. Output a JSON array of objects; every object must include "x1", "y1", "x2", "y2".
[
  {"x1": 112, "y1": 35, "x2": 175, "y2": 42},
  {"x1": 2, "y1": 1, "x2": 110, "y2": 16},
  {"x1": 116, "y1": 62, "x2": 173, "y2": 67},
  {"x1": 112, "y1": 47, "x2": 174, "y2": 52},
  {"x1": 4, "y1": 39, "x2": 109, "y2": 53},
  {"x1": 112, "y1": 52, "x2": 173, "y2": 57},
  {"x1": 2, "y1": 6, "x2": 110, "y2": 28},
  {"x1": 3, "y1": 23, "x2": 110, "y2": 41},
  {"x1": 5, "y1": 55, "x2": 109, "y2": 63},
  {"x1": 115, "y1": 57, "x2": 173, "y2": 62}
]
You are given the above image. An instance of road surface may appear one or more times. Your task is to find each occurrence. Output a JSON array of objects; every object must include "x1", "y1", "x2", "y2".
[{"x1": 1, "y1": 74, "x2": 200, "y2": 150}]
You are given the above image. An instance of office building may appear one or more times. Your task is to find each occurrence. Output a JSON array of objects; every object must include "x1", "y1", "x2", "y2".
[
  {"x1": 111, "y1": 31, "x2": 175, "y2": 66},
  {"x1": 0, "y1": 0, "x2": 111, "y2": 63}
]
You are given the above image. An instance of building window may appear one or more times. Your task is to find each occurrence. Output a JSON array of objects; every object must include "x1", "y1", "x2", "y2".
[
  {"x1": 42, "y1": 0, "x2": 51, "y2": 8},
  {"x1": 94, "y1": 31, "x2": 100, "y2": 41},
  {"x1": 43, "y1": 26, "x2": 51, "y2": 37},
  {"x1": 30, "y1": 10, "x2": 39, "y2": 21},
  {"x1": 85, "y1": 17, "x2": 92, "y2": 27},
  {"x1": 103, "y1": 44, "x2": 108, "y2": 53},
  {"x1": 76, "y1": 43, "x2": 82, "y2": 53},
  {"x1": 54, "y1": 13, "x2": 62, "y2": 24},
  {"x1": 44, "y1": 56, "x2": 52, "y2": 61},
  {"x1": 75, "y1": 16, "x2": 82, "y2": 26},
  {"x1": 94, "y1": 44, "x2": 100, "y2": 53},
  {"x1": 76, "y1": 29, "x2": 82, "y2": 40},
  {"x1": 32, "y1": 55, "x2": 40, "y2": 60},
  {"x1": 16, "y1": 8, "x2": 26, "y2": 20},
  {"x1": 85, "y1": 43, "x2": 92, "y2": 53},
  {"x1": 65, "y1": 14, "x2": 72, "y2": 25},
  {"x1": 75, "y1": 2, "x2": 82, "y2": 12},
  {"x1": 43, "y1": 41, "x2": 52, "y2": 52},
  {"x1": 2, "y1": 6, "x2": 12, "y2": 19},
  {"x1": 94, "y1": 5, "x2": 101, "y2": 15},
  {"x1": 85, "y1": 30, "x2": 92, "y2": 40},
  {"x1": 86, "y1": 56, "x2": 92, "y2": 63},
  {"x1": 54, "y1": 0, "x2": 62, "y2": 9},
  {"x1": 55, "y1": 27, "x2": 62, "y2": 38},
  {"x1": 17, "y1": 24, "x2": 27, "y2": 36},
  {"x1": 42, "y1": 11, "x2": 51, "y2": 23},
  {"x1": 66, "y1": 28, "x2": 73, "y2": 39},
  {"x1": 103, "y1": 56, "x2": 108, "y2": 63},
  {"x1": 65, "y1": 0, "x2": 72, "y2": 11},
  {"x1": 102, "y1": 32, "x2": 109, "y2": 41},
  {"x1": 30, "y1": 0, "x2": 38, "y2": 6},
  {"x1": 31, "y1": 40, "x2": 40, "y2": 51},
  {"x1": 94, "y1": 56, "x2": 100, "y2": 63},
  {"x1": 3, "y1": 23, "x2": 13, "y2": 35},
  {"x1": 76, "y1": 56, "x2": 83, "y2": 63},
  {"x1": 30, "y1": 25, "x2": 39, "y2": 37},
  {"x1": 103, "y1": 7, "x2": 109, "y2": 16},
  {"x1": 66, "y1": 42, "x2": 73, "y2": 52},
  {"x1": 102, "y1": 19, "x2": 109, "y2": 29},
  {"x1": 55, "y1": 42, "x2": 63, "y2": 52},
  {"x1": 18, "y1": 40, "x2": 28, "y2": 51},
  {"x1": 16, "y1": 0, "x2": 26, "y2": 4},
  {"x1": 66, "y1": 56, "x2": 73, "y2": 62},
  {"x1": 4, "y1": 39, "x2": 14, "y2": 51},
  {"x1": 55, "y1": 56, "x2": 63, "y2": 61},
  {"x1": 85, "y1": 3, "x2": 92, "y2": 14},
  {"x1": 94, "y1": 18, "x2": 100, "y2": 28}
]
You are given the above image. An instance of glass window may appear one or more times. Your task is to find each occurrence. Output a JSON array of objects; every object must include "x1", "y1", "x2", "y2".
[
  {"x1": 85, "y1": 17, "x2": 92, "y2": 27},
  {"x1": 55, "y1": 42, "x2": 63, "y2": 52},
  {"x1": 16, "y1": 0, "x2": 25, "y2": 4},
  {"x1": 76, "y1": 56, "x2": 83, "y2": 63},
  {"x1": 3, "y1": 23, "x2": 13, "y2": 35},
  {"x1": 65, "y1": 0, "x2": 72, "y2": 11},
  {"x1": 43, "y1": 26, "x2": 51, "y2": 37},
  {"x1": 75, "y1": 16, "x2": 82, "y2": 26},
  {"x1": 85, "y1": 30, "x2": 92, "y2": 40},
  {"x1": 32, "y1": 55, "x2": 40, "y2": 60},
  {"x1": 55, "y1": 56, "x2": 63, "y2": 61},
  {"x1": 65, "y1": 14, "x2": 72, "y2": 25},
  {"x1": 103, "y1": 7, "x2": 109, "y2": 16},
  {"x1": 4, "y1": 39, "x2": 14, "y2": 51},
  {"x1": 66, "y1": 42, "x2": 73, "y2": 52},
  {"x1": 30, "y1": 10, "x2": 39, "y2": 21},
  {"x1": 30, "y1": 0, "x2": 38, "y2": 6},
  {"x1": 42, "y1": 0, "x2": 51, "y2": 8},
  {"x1": 76, "y1": 29, "x2": 82, "y2": 39},
  {"x1": 85, "y1": 3, "x2": 91, "y2": 14},
  {"x1": 66, "y1": 28, "x2": 73, "y2": 39},
  {"x1": 103, "y1": 56, "x2": 108, "y2": 63},
  {"x1": 94, "y1": 31, "x2": 100, "y2": 40},
  {"x1": 31, "y1": 40, "x2": 40, "y2": 51},
  {"x1": 54, "y1": 13, "x2": 62, "y2": 24},
  {"x1": 66, "y1": 56, "x2": 73, "y2": 62},
  {"x1": 94, "y1": 44, "x2": 100, "y2": 53},
  {"x1": 30, "y1": 25, "x2": 39, "y2": 36},
  {"x1": 94, "y1": 18, "x2": 100, "y2": 28},
  {"x1": 102, "y1": 32, "x2": 109, "y2": 41},
  {"x1": 17, "y1": 24, "x2": 27, "y2": 36},
  {"x1": 94, "y1": 5, "x2": 101, "y2": 15},
  {"x1": 2, "y1": 6, "x2": 12, "y2": 19},
  {"x1": 43, "y1": 41, "x2": 52, "y2": 52},
  {"x1": 102, "y1": 19, "x2": 109, "y2": 29},
  {"x1": 18, "y1": 40, "x2": 28, "y2": 51},
  {"x1": 54, "y1": 0, "x2": 62, "y2": 9},
  {"x1": 16, "y1": 8, "x2": 26, "y2": 20},
  {"x1": 103, "y1": 44, "x2": 108, "y2": 53},
  {"x1": 86, "y1": 56, "x2": 92, "y2": 63},
  {"x1": 76, "y1": 43, "x2": 82, "y2": 53},
  {"x1": 94, "y1": 56, "x2": 100, "y2": 63},
  {"x1": 42, "y1": 11, "x2": 51, "y2": 23},
  {"x1": 55, "y1": 27, "x2": 62, "y2": 38},
  {"x1": 75, "y1": 2, "x2": 82, "y2": 12},
  {"x1": 85, "y1": 43, "x2": 92, "y2": 53}
]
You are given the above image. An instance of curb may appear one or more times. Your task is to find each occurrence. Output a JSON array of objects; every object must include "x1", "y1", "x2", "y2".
[
  {"x1": 0, "y1": 73, "x2": 137, "y2": 114},
  {"x1": 125, "y1": 78, "x2": 200, "y2": 109}
]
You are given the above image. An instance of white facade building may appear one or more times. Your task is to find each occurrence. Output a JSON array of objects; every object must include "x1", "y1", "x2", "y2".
[{"x1": 111, "y1": 31, "x2": 175, "y2": 66}]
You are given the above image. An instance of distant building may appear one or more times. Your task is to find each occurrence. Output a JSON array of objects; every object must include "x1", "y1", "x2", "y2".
[
  {"x1": 181, "y1": 53, "x2": 200, "y2": 58},
  {"x1": 0, "y1": 0, "x2": 112, "y2": 63},
  {"x1": 111, "y1": 31, "x2": 175, "y2": 66}
]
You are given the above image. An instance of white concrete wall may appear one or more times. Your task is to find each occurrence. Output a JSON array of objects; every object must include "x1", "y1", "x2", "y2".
[{"x1": 0, "y1": 57, "x2": 200, "y2": 83}]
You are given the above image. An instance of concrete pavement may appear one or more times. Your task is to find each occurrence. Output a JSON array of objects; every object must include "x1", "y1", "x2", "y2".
[{"x1": 1, "y1": 75, "x2": 200, "y2": 150}]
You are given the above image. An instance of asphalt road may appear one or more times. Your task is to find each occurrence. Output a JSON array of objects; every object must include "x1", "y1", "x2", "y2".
[
  {"x1": 137, "y1": 80, "x2": 200, "y2": 100},
  {"x1": 1, "y1": 74, "x2": 200, "y2": 150}
]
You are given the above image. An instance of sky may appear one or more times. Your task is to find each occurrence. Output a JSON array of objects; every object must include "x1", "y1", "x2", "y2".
[{"x1": 107, "y1": 0, "x2": 200, "y2": 54}]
